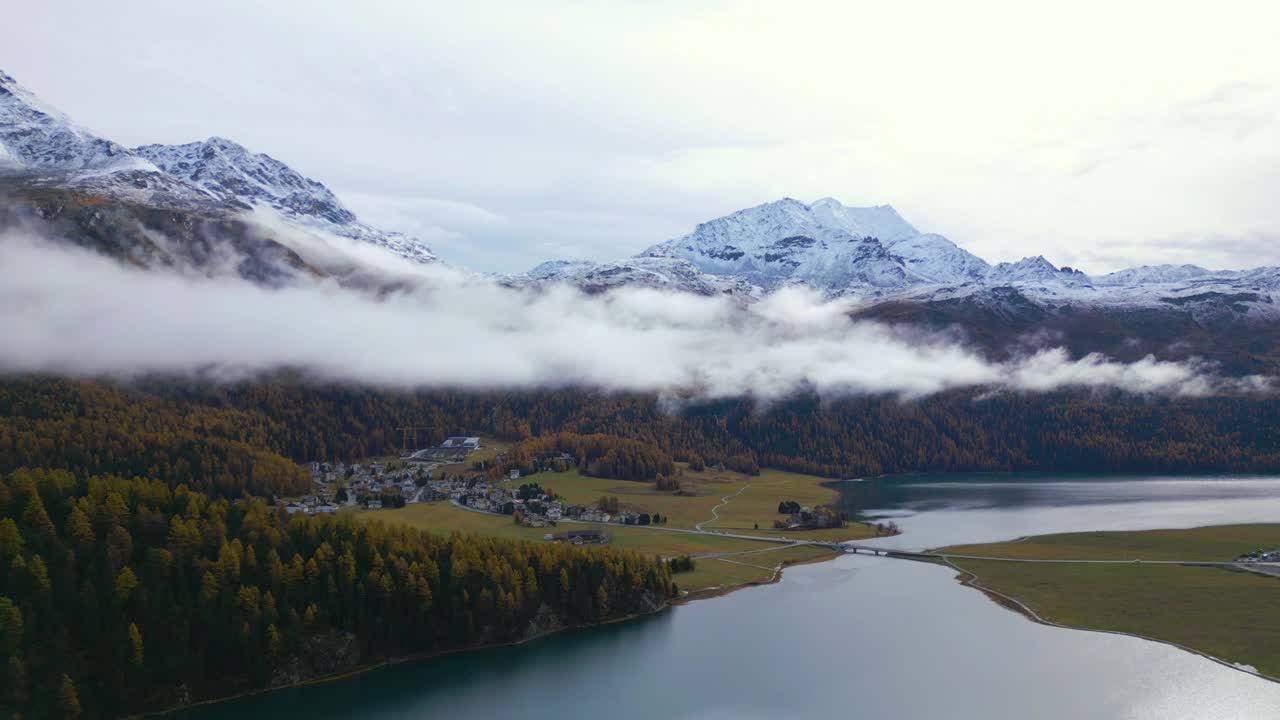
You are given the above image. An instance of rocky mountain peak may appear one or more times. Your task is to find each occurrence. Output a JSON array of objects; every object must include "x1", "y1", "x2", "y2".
[{"x1": 0, "y1": 70, "x2": 156, "y2": 175}]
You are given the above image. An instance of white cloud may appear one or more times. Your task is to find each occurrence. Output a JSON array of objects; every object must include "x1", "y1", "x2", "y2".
[{"x1": 0, "y1": 234, "x2": 1265, "y2": 399}]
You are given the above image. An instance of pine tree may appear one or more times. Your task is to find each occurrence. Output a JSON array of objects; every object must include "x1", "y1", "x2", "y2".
[
  {"x1": 128, "y1": 623, "x2": 144, "y2": 666},
  {"x1": 58, "y1": 674, "x2": 81, "y2": 720}
]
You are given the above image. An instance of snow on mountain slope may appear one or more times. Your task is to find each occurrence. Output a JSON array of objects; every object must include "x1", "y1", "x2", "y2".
[
  {"x1": 0, "y1": 68, "x2": 436, "y2": 267},
  {"x1": 887, "y1": 233, "x2": 990, "y2": 283},
  {"x1": 807, "y1": 197, "x2": 920, "y2": 243},
  {"x1": 135, "y1": 138, "x2": 438, "y2": 264},
  {"x1": 986, "y1": 255, "x2": 1091, "y2": 286},
  {"x1": 135, "y1": 138, "x2": 351, "y2": 222},
  {"x1": 1092, "y1": 264, "x2": 1235, "y2": 286},
  {"x1": 524, "y1": 260, "x2": 600, "y2": 279},
  {"x1": 642, "y1": 198, "x2": 928, "y2": 289},
  {"x1": 0, "y1": 70, "x2": 156, "y2": 175},
  {"x1": 510, "y1": 256, "x2": 762, "y2": 296}
]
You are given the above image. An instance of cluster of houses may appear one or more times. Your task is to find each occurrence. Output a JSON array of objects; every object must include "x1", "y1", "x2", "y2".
[
  {"x1": 451, "y1": 479, "x2": 656, "y2": 533},
  {"x1": 282, "y1": 495, "x2": 340, "y2": 516},
  {"x1": 292, "y1": 439, "x2": 646, "y2": 545},
  {"x1": 305, "y1": 460, "x2": 430, "y2": 510},
  {"x1": 774, "y1": 502, "x2": 846, "y2": 530},
  {"x1": 300, "y1": 436, "x2": 489, "y2": 512}
]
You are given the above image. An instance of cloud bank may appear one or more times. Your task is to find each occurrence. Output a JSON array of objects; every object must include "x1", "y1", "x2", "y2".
[{"x1": 0, "y1": 233, "x2": 1267, "y2": 400}]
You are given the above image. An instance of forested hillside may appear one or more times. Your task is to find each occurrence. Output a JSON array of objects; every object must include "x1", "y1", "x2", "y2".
[
  {"x1": 5, "y1": 378, "x2": 1280, "y2": 482},
  {"x1": 0, "y1": 468, "x2": 672, "y2": 718},
  {"x1": 494, "y1": 433, "x2": 677, "y2": 481}
]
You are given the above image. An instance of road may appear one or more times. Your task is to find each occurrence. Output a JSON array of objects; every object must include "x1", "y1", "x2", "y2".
[
  {"x1": 450, "y1": 498, "x2": 820, "y2": 550},
  {"x1": 844, "y1": 543, "x2": 1273, "y2": 568},
  {"x1": 444, "y1": 503, "x2": 1262, "y2": 568}
]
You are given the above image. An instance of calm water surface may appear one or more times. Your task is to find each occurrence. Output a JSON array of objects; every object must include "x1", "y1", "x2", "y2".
[{"x1": 178, "y1": 474, "x2": 1280, "y2": 719}]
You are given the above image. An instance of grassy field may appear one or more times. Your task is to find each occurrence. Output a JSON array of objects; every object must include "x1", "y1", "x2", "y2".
[
  {"x1": 944, "y1": 524, "x2": 1280, "y2": 678},
  {"x1": 351, "y1": 500, "x2": 776, "y2": 554},
  {"x1": 498, "y1": 464, "x2": 878, "y2": 541},
  {"x1": 676, "y1": 544, "x2": 839, "y2": 593},
  {"x1": 346, "y1": 444, "x2": 868, "y2": 593},
  {"x1": 943, "y1": 524, "x2": 1280, "y2": 561}
]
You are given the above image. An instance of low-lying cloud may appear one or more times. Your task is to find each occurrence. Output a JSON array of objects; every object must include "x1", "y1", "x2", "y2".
[{"x1": 0, "y1": 232, "x2": 1268, "y2": 400}]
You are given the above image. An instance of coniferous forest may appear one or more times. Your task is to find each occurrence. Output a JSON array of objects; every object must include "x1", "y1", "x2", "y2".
[
  {"x1": 5, "y1": 375, "x2": 1280, "y2": 717},
  {"x1": 0, "y1": 467, "x2": 673, "y2": 718},
  {"x1": 5, "y1": 377, "x2": 1280, "y2": 482}
]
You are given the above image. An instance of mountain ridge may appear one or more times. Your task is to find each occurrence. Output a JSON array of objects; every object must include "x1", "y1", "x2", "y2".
[
  {"x1": 0, "y1": 69, "x2": 438, "y2": 268},
  {"x1": 5, "y1": 67, "x2": 1280, "y2": 311}
]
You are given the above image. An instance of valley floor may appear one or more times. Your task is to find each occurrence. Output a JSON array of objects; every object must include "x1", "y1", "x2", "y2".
[
  {"x1": 941, "y1": 524, "x2": 1280, "y2": 679},
  {"x1": 349, "y1": 458, "x2": 879, "y2": 594}
]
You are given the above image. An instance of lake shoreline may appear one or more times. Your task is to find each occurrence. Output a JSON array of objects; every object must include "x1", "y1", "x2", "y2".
[
  {"x1": 139, "y1": 602, "x2": 674, "y2": 719},
  {"x1": 674, "y1": 546, "x2": 843, "y2": 604},
  {"x1": 945, "y1": 550, "x2": 1280, "y2": 686},
  {"x1": 145, "y1": 546, "x2": 845, "y2": 718}
]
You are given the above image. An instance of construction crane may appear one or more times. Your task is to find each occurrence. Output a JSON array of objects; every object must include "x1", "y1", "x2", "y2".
[{"x1": 396, "y1": 425, "x2": 432, "y2": 458}]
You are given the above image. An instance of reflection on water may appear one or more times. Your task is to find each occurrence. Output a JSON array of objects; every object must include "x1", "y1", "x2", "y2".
[
  {"x1": 178, "y1": 474, "x2": 1280, "y2": 719},
  {"x1": 841, "y1": 473, "x2": 1280, "y2": 549}
]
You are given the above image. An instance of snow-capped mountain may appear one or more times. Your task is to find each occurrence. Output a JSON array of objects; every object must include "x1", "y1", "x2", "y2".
[
  {"x1": 987, "y1": 255, "x2": 1090, "y2": 286},
  {"x1": 9, "y1": 65, "x2": 1280, "y2": 325},
  {"x1": 522, "y1": 197, "x2": 1280, "y2": 332},
  {"x1": 641, "y1": 198, "x2": 927, "y2": 290},
  {"x1": 638, "y1": 197, "x2": 996, "y2": 290},
  {"x1": 135, "y1": 138, "x2": 437, "y2": 264},
  {"x1": 0, "y1": 69, "x2": 436, "y2": 268}
]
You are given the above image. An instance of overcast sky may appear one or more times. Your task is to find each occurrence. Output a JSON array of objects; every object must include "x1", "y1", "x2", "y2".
[{"x1": 6, "y1": 0, "x2": 1279, "y2": 272}]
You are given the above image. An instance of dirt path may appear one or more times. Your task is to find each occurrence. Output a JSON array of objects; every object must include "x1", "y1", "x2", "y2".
[{"x1": 696, "y1": 483, "x2": 752, "y2": 531}]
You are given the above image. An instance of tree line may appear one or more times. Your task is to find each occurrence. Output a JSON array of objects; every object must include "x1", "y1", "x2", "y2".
[
  {"x1": 494, "y1": 432, "x2": 676, "y2": 481},
  {"x1": 7, "y1": 378, "x2": 1280, "y2": 484}
]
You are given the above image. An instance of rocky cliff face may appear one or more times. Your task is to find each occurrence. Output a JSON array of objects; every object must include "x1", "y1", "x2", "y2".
[{"x1": 268, "y1": 631, "x2": 363, "y2": 689}]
